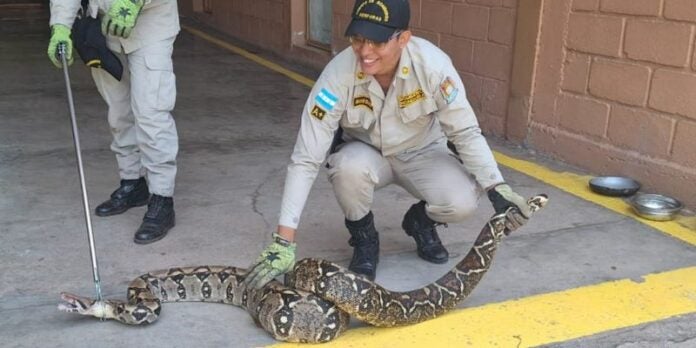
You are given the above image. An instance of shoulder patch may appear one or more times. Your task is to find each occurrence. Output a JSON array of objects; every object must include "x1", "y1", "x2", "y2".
[
  {"x1": 310, "y1": 105, "x2": 327, "y2": 120},
  {"x1": 315, "y1": 88, "x2": 339, "y2": 111},
  {"x1": 353, "y1": 96, "x2": 373, "y2": 111},
  {"x1": 440, "y1": 77, "x2": 459, "y2": 105}
]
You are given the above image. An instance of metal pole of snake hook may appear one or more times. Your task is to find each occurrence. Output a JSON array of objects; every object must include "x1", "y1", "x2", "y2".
[{"x1": 59, "y1": 43, "x2": 104, "y2": 304}]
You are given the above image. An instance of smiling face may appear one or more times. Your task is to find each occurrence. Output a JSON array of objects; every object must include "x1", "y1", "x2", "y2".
[{"x1": 351, "y1": 30, "x2": 412, "y2": 84}]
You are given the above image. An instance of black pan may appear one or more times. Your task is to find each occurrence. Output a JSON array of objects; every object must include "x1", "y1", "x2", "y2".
[{"x1": 589, "y1": 176, "x2": 640, "y2": 197}]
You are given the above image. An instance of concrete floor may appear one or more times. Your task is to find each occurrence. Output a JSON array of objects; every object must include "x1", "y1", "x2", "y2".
[{"x1": 1, "y1": 23, "x2": 695, "y2": 348}]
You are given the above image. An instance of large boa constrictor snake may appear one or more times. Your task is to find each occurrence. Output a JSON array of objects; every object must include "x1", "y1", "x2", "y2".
[{"x1": 58, "y1": 195, "x2": 547, "y2": 343}]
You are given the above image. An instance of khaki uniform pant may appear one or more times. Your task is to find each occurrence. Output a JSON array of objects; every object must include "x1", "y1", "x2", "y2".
[
  {"x1": 91, "y1": 36, "x2": 178, "y2": 197},
  {"x1": 327, "y1": 140, "x2": 481, "y2": 222}
]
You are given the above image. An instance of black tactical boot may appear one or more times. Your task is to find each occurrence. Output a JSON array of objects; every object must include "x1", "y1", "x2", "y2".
[
  {"x1": 95, "y1": 178, "x2": 149, "y2": 217},
  {"x1": 134, "y1": 194, "x2": 175, "y2": 244},
  {"x1": 402, "y1": 201, "x2": 449, "y2": 264},
  {"x1": 346, "y1": 212, "x2": 380, "y2": 281}
]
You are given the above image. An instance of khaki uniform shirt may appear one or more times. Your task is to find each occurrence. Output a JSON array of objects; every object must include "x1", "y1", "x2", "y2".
[
  {"x1": 279, "y1": 37, "x2": 504, "y2": 229},
  {"x1": 49, "y1": 0, "x2": 180, "y2": 54}
]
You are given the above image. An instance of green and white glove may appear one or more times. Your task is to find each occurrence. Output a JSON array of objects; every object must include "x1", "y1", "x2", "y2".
[
  {"x1": 487, "y1": 183, "x2": 531, "y2": 231},
  {"x1": 47, "y1": 24, "x2": 73, "y2": 68},
  {"x1": 101, "y1": 0, "x2": 145, "y2": 38},
  {"x1": 244, "y1": 234, "x2": 296, "y2": 289}
]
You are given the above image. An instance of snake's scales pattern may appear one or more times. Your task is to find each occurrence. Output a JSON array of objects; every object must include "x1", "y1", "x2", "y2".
[{"x1": 58, "y1": 195, "x2": 547, "y2": 343}]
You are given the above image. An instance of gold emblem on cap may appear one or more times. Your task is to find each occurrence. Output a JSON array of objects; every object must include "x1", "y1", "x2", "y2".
[
  {"x1": 401, "y1": 66, "x2": 409, "y2": 75},
  {"x1": 357, "y1": 71, "x2": 365, "y2": 79}
]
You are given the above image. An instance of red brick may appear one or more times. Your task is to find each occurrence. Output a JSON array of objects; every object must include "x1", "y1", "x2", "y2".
[
  {"x1": 473, "y1": 41, "x2": 512, "y2": 80},
  {"x1": 529, "y1": 126, "x2": 612, "y2": 174},
  {"x1": 440, "y1": 36, "x2": 474, "y2": 72},
  {"x1": 478, "y1": 112, "x2": 506, "y2": 136},
  {"x1": 558, "y1": 94, "x2": 610, "y2": 137},
  {"x1": 624, "y1": 20, "x2": 692, "y2": 67},
  {"x1": 607, "y1": 105, "x2": 674, "y2": 157},
  {"x1": 410, "y1": 0, "x2": 422, "y2": 28},
  {"x1": 482, "y1": 79, "x2": 510, "y2": 116},
  {"x1": 672, "y1": 120, "x2": 696, "y2": 167},
  {"x1": 467, "y1": 0, "x2": 503, "y2": 7},
  {"x1": 649, "y1": 69, "x2": 696, "y2": 120},
  {"x1": 561, "y1": 52, "x2": 591, "y2": 93},
  {"x1": 664, "y1": 0, "x2": 696, "y2": 22},
  {"x1": 461, "y1": 72, "x2": 484, "y2": 111},
  {"x1": 572, "y1": 0, "x2": 599, "y2": 11},
  {"x1": 600, "y1": 0, "x2": 661, "y2": 16},
  {"x1": 489, "y1": 8, "x2": 516, "y2": 45},
  {"x1": 452, "y1": 5, "x2": 489, "y2": 40},
  {"x1": 567, "y1": 13, "x2": 623, "y2": 56},
  {"x1": 502, "y1": 0, "x2": 517, "y2": 8},
  {"x1": 532, "y1": 95, "x2": 559, "y2": 127},
  {"x1": 588, "y1": 59, "x2": 650, "y2": 106},
  {"x1": 412, "y1": 29, "x2": 439, "y2": 45},
  {"x1": 334, "y1": 0, "x2": 352, "y2": 15},
  {"x1": 421, "y1": 1, "x2": 453, "y2": 34}
]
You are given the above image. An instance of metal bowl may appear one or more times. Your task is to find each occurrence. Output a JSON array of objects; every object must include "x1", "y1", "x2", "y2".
[
  {"x1": 630, "y1": 193, "x2": 683, "y2": 221},
  {"x1": 589, "y1": 176, "x2": 641, "y2": 197}
]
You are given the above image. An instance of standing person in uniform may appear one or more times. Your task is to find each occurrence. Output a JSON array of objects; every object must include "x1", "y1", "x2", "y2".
[
  {"x1": 47, "y1": 0, "x2": 180, "y2": 244},
  {"x1": 245, "y1": 0, "x2": 530, "y2": 287}
]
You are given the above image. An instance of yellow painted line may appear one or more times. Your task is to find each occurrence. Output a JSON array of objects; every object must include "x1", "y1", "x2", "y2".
[
  {"x1": 494, "y1": 152, "x2": 696, "y2": 246},
  {"x1": 181, "y1": 25, "x2": 696, "y2": 347},
  {"x1": 271, "y1": 266, "x2": 696, "y2": 347},
  {"x1": 182, "y1": 25, "x2": 315, "y2": 88}
]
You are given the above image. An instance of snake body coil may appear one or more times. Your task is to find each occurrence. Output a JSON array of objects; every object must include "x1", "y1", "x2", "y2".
[{"x1": 59, "y1": 195, "x2": 547, "y2": 343}]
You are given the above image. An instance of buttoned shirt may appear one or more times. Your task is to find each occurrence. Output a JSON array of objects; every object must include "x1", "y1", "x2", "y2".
[
  {"x1": 49, "y1": 0, "x2": 180, "y2": 54},
  {"x1": 279, "y1": 37, "x2": 504, "y2": 228}
]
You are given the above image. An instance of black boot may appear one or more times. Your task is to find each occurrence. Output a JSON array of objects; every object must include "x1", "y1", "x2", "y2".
[
  {"x1": 134, "y1": 194, "x2": 175, "y2": 244},
  {"x1": 95, "y1": 178, "x2": 150, "y2": 217},
  {"x1": 402, "y1": 201, "x2": 449, "y2": 264},
  {"x1": 346, "y1": 212, "x2": 380, "y2": 281}
]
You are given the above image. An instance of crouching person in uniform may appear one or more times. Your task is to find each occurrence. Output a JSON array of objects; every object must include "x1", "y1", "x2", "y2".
[
  {"x1": 244, "y1": 0, "x2": 531, "y2": 288},
  {"x1": 47, "y1": 0, "x2": 179, "y2": 244}
]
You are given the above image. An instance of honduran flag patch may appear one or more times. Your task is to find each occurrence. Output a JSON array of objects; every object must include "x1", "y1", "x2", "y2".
[{"x1": 315, "y1": 88, "x2": 338, "y2": 111}]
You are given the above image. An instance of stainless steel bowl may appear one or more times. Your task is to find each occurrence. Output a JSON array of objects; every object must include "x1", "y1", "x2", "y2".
[
  {"x1": 630, "y1": 193, "x2": 683, "y2": 221},
  {"x1": 589, "y1": 176, "x2": 641, "y2": 197}
]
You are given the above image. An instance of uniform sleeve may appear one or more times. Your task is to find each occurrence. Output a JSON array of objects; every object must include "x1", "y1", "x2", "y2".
[
  {"x1": 278, "y1": 70, "x2": 347, "y2": 229},
  {"x1": 49, "y1": 0, "x2": 81, "y2": 28},
  {"x1": 431, "y1": 61, "x2": 505, "y2": 189}
]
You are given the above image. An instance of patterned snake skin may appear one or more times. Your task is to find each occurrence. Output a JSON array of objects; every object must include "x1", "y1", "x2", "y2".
[{"x1": 58, "y1": 195, "x2": 547, "y2": 343}]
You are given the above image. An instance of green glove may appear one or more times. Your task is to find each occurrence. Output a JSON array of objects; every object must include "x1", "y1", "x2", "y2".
[
  {"x1": 487, "y1": 183, "x2": 532, "y2": 230},
  {"x1": 101, "y1": 0, "x2": 145, "y2": 38},
  {"x1": 244, "y1": 234, "x2": 296, "y2": 289},
  {"x1": 47, "y1": 24, "x2": 73, "y2": 68}
]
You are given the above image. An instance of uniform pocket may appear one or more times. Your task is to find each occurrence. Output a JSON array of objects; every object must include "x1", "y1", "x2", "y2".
[
  {"x1": 144, "y1": 55, "x2": 176, "y2": 111},
  {"x1": 342, "y1": 108, "x2": 375, "y2": 130},
  {"x1": 399, "y1": 97, "x2": 438, "y2": 123}
]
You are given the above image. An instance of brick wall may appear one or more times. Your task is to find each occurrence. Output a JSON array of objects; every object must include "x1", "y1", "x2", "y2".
[
  {"x1": 529, "y1": 0, "x2": 696, "y2": 208},
  {"x1": 410, "y1": 0, "x2": 520, "y2": 136}
]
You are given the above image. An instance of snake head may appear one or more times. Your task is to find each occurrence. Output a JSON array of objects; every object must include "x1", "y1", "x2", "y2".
[
  {"x1": 490, "y1": 194, "x2": 549, "y2": 236},
  {"x1": 57, "y1": 292, "x2": 108, "y2": 318},
  {"x1": 527, "y1": 194, "x2": 549, "y2": 213}
]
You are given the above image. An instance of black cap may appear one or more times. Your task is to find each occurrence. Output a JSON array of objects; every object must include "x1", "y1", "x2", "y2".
[{"x1": 344, "y1": 0, "x2": 410, "y2": 43}]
